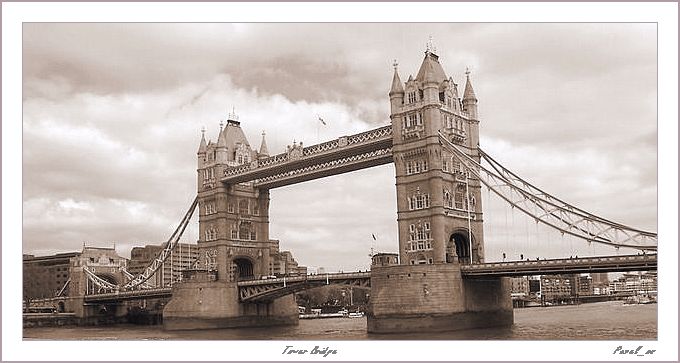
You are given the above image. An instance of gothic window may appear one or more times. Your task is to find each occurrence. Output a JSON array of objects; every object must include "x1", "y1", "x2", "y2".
[
  {"x1": 404, "y1": 112, "x2": 423, "y2": 128},
  {"x1": 418, "y1": 90, "x2": 424, "y2": 101},
  {"x1": 204, "y1": 201, "x2": 216, "y2": 215},
  {"x1": 444, "y1": 189, "x2": 453, "y2": 208},
  {"x1": 238, "y1": 155, "x2": 243, "y2": 164},
  {"x1": 250, "y1": 230, "x2": 257, "y2": 241},
  {"x1": 406, "y1": 161, "x2": 414, "y2": 175},
  {"x1": 452, "y1": 159, "x2": 462, "y2": 173},
  {"x1": 239, "y1": 222, "x2": 251, "y2": 240},
  {"x1": 253, "y1": 203, "x2": 260, "y2": 216},
  {"x1": 228, "y1": 203, "x2": 234, "y2": 213},
  {"x1": 205, "y1": 226, "x2": 218, "y2": 241},
  {"x1": 409, "y1": 190, "x2": 430, "y2": 211},
  {"x1": 442, "y1": 157, "x2": 449, "y2": 172},
  {"x1": 454, "y1": 185, "x2": 466, "y2": 210},
  {"x1": 406, "y1": 159, "x2": 428, "y2": 175},
  {"x1": 231, "y1": 224, "x2": 238, "y2": 239},
  {"x1": 407, "y1": 114, "x2": 417, "y2": 128},
  {"x1": 407, "y1": 221, "x2": 432, "y2": 252},
  {"x1": 238, "y1": 199, "x2": 249, "y2": 215},
  {"x1": 407, "y1": 91, "x2": 416, "y2": 104}
]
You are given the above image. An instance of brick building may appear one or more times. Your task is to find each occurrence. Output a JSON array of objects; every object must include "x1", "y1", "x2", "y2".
[
  {"x1": 540, "y1": 274, "x2": 576, "y2": 303},
  {"x1": 23, "y1": 252, "x2": 78, "y2": 300}
]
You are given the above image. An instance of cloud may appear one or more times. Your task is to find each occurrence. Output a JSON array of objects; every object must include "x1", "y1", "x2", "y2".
[{"x1": 22, "y1": 23, "x2": 657, "y2": 271}]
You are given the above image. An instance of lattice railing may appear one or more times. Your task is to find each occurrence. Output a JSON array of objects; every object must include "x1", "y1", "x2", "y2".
[
  {"x1": 223, "y1": 125, "x2": 393, "y2": 179},
  {"x1": 254, "y1": 147, "x2": 392, "y2": 186}
]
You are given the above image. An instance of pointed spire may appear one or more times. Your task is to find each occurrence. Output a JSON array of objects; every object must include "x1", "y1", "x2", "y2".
[
  {"x1": 259, "y1": 130, "x2": 269, "y2": 156},
  {"x1": 415, "y1": 47, "x2": 447, "y2": 84},
  {"x1": 389, "y1": 59, "x2": 404, "y2": 96},
  {"x1": 463, "y1": 67, "x2": 477, "y2": 102},
  {"x1": 198, "y1": 127, "x2": 207, "y2": 154},
  {"x1": 217, "y1": 121, "x2": 227, "y2": 148}
]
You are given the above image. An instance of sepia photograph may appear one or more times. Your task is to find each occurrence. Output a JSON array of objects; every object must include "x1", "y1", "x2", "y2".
[{"x1": 4, "y1": 2, "x2": 677, "y2": 361}]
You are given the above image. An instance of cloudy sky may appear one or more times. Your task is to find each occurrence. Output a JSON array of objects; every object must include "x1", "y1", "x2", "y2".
[{"x1": 22, "y1": 23, "x2": 657, "y2": 272}]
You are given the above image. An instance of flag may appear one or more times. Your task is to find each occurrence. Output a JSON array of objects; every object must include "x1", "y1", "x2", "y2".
[
  {"x1": 372, "y1": 234, "x2": 377, "y2": 240},
  {"x1": 318, "y1": 116, "x2": 327, "y2": 126}
]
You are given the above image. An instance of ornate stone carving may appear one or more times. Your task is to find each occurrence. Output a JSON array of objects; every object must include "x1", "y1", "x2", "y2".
[{"x1": 286, "y1": 142, "x2": 304, "y2": 160}]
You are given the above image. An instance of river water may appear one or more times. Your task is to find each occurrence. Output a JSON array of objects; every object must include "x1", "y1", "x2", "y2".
[{"x1": 23, "y1": 301, "x2": 656, "y2": 340}]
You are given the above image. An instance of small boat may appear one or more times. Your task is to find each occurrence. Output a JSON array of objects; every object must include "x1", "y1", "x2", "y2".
[{"x1": 348, "y1": 312, "x2": 364, "y2": 318}]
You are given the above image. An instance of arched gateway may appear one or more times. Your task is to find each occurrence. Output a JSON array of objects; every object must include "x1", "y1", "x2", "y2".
[{"x1": 164, "y1": 46, "x2": 513, "y2": 333}]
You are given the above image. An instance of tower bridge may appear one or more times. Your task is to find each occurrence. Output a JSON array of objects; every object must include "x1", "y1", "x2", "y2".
[
  {"x1": 75, "y1": 254, "x2": 656, "y2": 305},
  {"x1": 26, "y1": 45, "x2": 658, "y2": 333}
]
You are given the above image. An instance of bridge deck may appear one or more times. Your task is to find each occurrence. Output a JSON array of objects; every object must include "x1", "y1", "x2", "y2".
[
  {"x1": 71, "y1": 255, "x2": 655, "y2": 303},
  {"x1": 460, "y1": 254, "x2": 657, "y2": 277}
]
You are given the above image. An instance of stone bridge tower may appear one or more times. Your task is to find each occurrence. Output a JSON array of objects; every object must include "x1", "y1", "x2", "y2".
[
  {"x1": 165, "y1": 111, "x2": 298, "y2": 330},
  {"x1": 389, "y1": 48, "x2": 485, "y2": 266},
  {"x1": 195, "y1": 112, "x2": 272, "y2": 282},
  {"x1": 368, "y1": 46, "x2": 511, "y2": 334}
]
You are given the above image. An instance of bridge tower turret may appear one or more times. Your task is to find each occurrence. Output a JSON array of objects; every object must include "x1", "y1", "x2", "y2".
[
  {"x1": 390, "y1": 46, "x2": 485, "y2": 266},
  {"x1": 389, "y1": 61, "x2": 404, "y2": 114}
]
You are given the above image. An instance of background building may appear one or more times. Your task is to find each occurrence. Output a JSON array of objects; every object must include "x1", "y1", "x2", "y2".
[
  {"x1": 127, "y1": 242, "x2": 199, "y2": 287},
  {"x1": 591, "y1": 272, "x2": 610, "y2": 295},
  {"x1": 609, "y1": 271, "x2": 657, "y2": 296},
  {"x1": 576, "y1": 274, "x2": 594, "y2": 296},
  {"x1": 510, "y1": 276, "x2": 530, "y2": 298},
  {"x1": 23, "y1": 246, "x2": 128, "y2": 299},
  {"x1": 23, "y1": 252, "x2": 79, "y2": 300},
  {"x1": 268, "y1": 239, "x2": 306, "y2": 276},
  {"x1": 540, "y1": 274, "x2": 576, "y2": 303}
]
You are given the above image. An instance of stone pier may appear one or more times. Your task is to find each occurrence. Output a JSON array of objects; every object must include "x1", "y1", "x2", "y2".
[
  {"x1": 163, "y1": 272, "x2": 298, "y2": 330},
  {"x1": 367, "y1": 264, "x2": 512, "y2": 333}
]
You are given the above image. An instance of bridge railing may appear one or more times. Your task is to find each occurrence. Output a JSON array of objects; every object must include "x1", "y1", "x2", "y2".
[
  {"x1": 462, "y1": 254, "x2": 657, "y2": 270},
  {"x1": 237, "y1": 271, "x2": 372, "y2": 287},
  {"x1": 223, "y1": 125, "x2": 393, "y2": 180}
]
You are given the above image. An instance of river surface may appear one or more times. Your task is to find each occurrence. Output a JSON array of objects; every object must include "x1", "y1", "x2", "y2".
[{"x1": 24, "y1": 301, "x2": 656, "y2": 340}]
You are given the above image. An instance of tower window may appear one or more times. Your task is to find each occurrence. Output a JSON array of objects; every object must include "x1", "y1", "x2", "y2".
[
  {"x1": 444, "y1": 189, "x2": 453, "y2": 208},
  {"x1": 407, "y1": 91, "x2": 416, "y2": 104},
  {"x1": 405, "y1": 159, "x2": 428, "y2": 175},
  {"x1": 238, "y1": 199, "x2": 249, "y2": 215},
  {"x1": 407, "y1": 221, "x2": 432, "y2": 251},
  {"x1": 408, "y1": 191, "x2": 430, "y2": 210}
]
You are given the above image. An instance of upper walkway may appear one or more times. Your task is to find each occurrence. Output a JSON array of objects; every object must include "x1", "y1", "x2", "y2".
[{"x1": 221, "y1": 125, "x2": 393, "y2": 188}]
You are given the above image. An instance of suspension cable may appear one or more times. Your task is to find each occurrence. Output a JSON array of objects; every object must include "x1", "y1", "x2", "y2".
[
  {"x1": 438, "y1": 133, "x2": 657, "y2": 251},
  {"x1": 122, "y1": 197, "x2": 198, "y2": 290}
]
